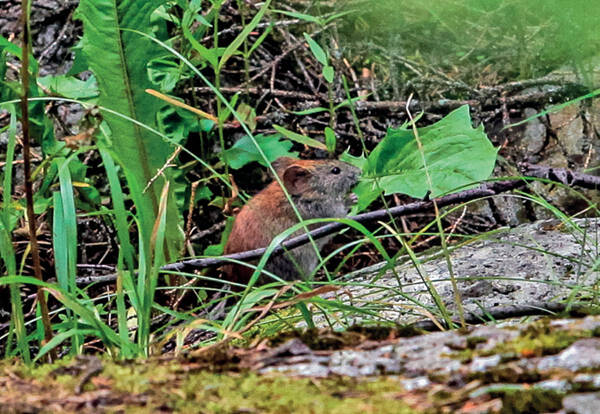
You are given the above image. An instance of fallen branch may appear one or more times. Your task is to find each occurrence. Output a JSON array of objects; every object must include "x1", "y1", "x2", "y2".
[
  {"x1": 161, "y1": 179, "x2": 526, "y2": 272},
  {"x1": 519, "y1": 162, "x2": 600, "y2": 189}
]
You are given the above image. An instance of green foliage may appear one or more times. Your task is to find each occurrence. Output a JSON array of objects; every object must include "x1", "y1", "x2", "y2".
[
  {"x1": 74, "y1": 0, "x2": 184, "y2": 265},
  {"x1": 52, "y1": 160, "x2": 78, "y2": 293},
  {"x1": 347, "y1": 105, "x2": 497, "y2": 211},
  {"x1": 303, "y1": 33, "x2": 327, "y2": 65},
  {"x1": 218, "y1": 0, "x2": 272, "y2": 71},
  {"x1": 148, "y1": 56, "x2": 190, "y2": 93},
  {"x1": 272, "y1": 125, "x2": 327, "y2": 151},
  {"x1": 0, "y1": 37, "x2": 59, "y2": 156},
  {"x1": 0, "y1": 109, "x2": 29, "y2": 362},
  {"x1": 222, "y1": 133, "x2": 299, "y2": 169},
  {"x1": 98, "y1": 148, "x2": 136, "y2": 276},
  {"x1": 324, "y1": 127, "x2": 336, "y2": 153},
  {"x1": 303, "y1": 33, "x2": 333, "y2": 84},
  {"x1": 342, "y1": 0, "x2": 600, "y2": 82},
  {"x1": 37, "y1": 75, "x2": 98, "y2": 100}
]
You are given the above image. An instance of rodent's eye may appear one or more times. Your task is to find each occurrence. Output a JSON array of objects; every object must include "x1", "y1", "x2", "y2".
[{"x1": 331, "y1": 167, "x2": 341, "y2": 175}]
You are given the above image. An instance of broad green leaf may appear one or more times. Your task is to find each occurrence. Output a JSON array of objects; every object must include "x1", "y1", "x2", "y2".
[
  {"x1": 148, "y1": 57, "x2": 189, "y2": 92},
  {"x1": 222, "y1": 133, "x2": 298, "y2": 169},
  {"x1": 303, "y1": 33, "x2": 328, "y2": 65},
  {"x1": 157, "y1": 104, "x2": 204, "y2": 140},
  {"x1": 357, "y1": 105, "x2": 497, "y2": 209},
  {"x1": 236, "y1": 102, "x2": 257, "y2": 131},
  {"x1": 194, "y1": 186, "x2": 213, "y2": 203},
  {"x1": 322, "y1": 65, "x2": 334, "y2": 83},
  {"x1": 75, "y1": 0, "x2": 183, "y2": 263},
  {"x1": 272, "y1": 124, "x2": 327, "y2": 150},
  {"x1": 67, "y1": 40, "x2": 88, "y2": 75},
  {"x1": 340, "y1": 151, "x2": 368, "y2": 170},
  {"x1": 38, "y1": 75, "x2": 98, "y2": 100},
  {"x1": 324, "y1": 127, "x2": 336, "y2": 153}
]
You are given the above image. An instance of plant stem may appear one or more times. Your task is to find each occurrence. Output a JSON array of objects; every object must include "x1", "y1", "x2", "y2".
[
  {"x1": 213, "y1": 1, "x2": 229, "y2": 181},
  {"x1": 19, "y1": 0, "x2": 55, "y2": 360}
]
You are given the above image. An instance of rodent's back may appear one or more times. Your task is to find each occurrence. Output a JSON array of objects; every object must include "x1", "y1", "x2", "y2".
[{"x1": 223, "y1": 157, "x2": 360, "y2": 284}]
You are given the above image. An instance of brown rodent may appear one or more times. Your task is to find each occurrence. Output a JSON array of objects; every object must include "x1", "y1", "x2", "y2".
[{"x1": 223, "y1": 157, "x2": 361, "y2": 284}]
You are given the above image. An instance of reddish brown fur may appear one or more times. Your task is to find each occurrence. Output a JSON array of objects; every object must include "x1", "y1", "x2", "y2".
[{"x1": 223, "y1": 157, "x2": 360, "y2": 285}]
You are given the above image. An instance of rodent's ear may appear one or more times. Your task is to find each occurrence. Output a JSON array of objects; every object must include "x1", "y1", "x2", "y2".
[
  {"x1": 282, "y1": 165, "x2": 311, "y2": 195},
  {"x1": 272, "y1": 157, "x2": 298, "y2": 173}
]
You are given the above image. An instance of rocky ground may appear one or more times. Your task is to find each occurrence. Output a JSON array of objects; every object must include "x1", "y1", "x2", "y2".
[{"x1": 340, "y1": 218, "x2": 600, "y2": 327}]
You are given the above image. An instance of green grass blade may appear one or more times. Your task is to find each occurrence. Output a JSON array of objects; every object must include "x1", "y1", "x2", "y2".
[
  {"x1": 272, "y1": 124, "x2": 327, "y2": 150},
  {"x1": 56, "y1": 157, "x2": 81, "y2": 353},
  {"x1": 0, "y1": 107, "x2": 30, "y2": 362},
  {"x1": 0, "y1": 276, "x2": 129, "y2": 355},
  {"x1": 218, "y1": 0, "x2": 272, "y2": 71},
  {"x1": 98, "y1": 146, "x2": 136, "y2": 274},
  {"x1": 34, "y1": 328, "x2": 96, "y2": 362},
  {"x1": 116, "y1": 259, "x2": 137, "y2": 358},
  {"x1": 57, "y1": 158, "x2": 78, "y2": 292},
  {"x1": 505, "y1": 88, "x2": 600, "y2": 129},
  {"x1": 52, "y1": 191, "x2": 68, "y2": 290},
  {"x1": 139, "y1": 181, "x2": 170, "y2": 355}
]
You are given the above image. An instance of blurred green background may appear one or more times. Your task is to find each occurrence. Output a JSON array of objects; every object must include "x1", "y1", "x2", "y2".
[{"x1": 341, "y1": 0, "x2": 600, "y2": 86}]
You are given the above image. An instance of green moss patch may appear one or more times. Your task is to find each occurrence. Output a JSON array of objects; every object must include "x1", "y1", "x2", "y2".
[{"x1": 0, "y1": 358, "x2": 417, "y2": 413}]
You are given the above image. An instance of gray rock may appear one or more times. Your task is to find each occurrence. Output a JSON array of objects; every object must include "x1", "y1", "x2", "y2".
[
  {"x1": 535, "y1": 379, "x2": 572, "y2": 393},
  {"x1": 344, "y1": 218, "x2": 600, "y2": 326},
  {"x1": 470, "y1": 355, "x2": 502, "y2": 372},
  {"x1": 400, "y1": 376, "x2": 431, "y2": 391},
  {"x1": 522, "y1": 107, "x2": 547, "y2": 156},
  {"x1": 537, "y1": 339, "x2": 600, "y2": 372},
  {"x1": 562, "y1": 392, "x2": 600, "y2": 414}
]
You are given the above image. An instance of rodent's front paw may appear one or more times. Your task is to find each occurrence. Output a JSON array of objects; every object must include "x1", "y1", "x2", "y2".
[{"x1": 346, "y1": 192, "x2": 358, "y2": 205}]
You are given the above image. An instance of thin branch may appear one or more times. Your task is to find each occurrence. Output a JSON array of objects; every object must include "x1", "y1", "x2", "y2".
[
  {"x1": 520, "y1": 162, "x2": 600, "y2": 189},
  {"x1": 161, "y1": 179, "x2": 526, "y2": 272}
]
